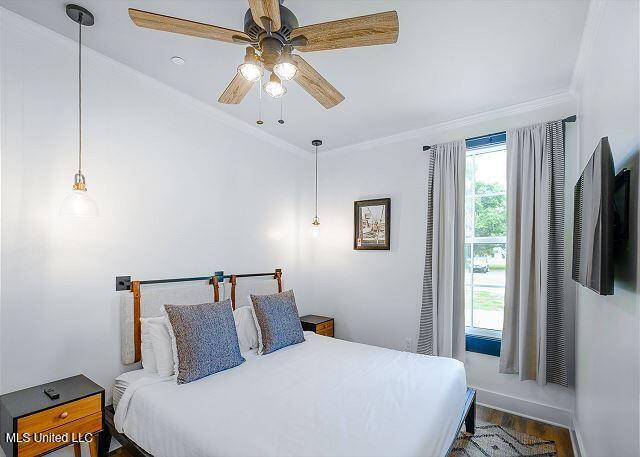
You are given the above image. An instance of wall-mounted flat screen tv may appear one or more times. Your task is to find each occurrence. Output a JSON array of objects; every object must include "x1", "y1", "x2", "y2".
[{"x1": 572, "y1": 137, "x2": 615, "y2": 295}]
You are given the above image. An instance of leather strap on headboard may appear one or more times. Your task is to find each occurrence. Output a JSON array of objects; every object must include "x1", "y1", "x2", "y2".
[
  {"x1": 210, "y1": 276, "x2": 220, "y2": 302},
  {"x1": 131, "y1": 278, "x2": 222, "y2": 364},
  {"x1": 275, "y1": 270, "x2": 283, "y2": 293},
  {"x1": 132, "y1": 280, "x2": 142, "y2": 363},
  {"x1": 229, "y1": 275, "x2": 237, "y2": 310}
]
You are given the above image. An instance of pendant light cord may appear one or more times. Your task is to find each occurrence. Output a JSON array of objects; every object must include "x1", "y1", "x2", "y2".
[
  {"x1": 78, "y1": 18, "x2": 83, "y2": 174},
  {"x1": 314, "y1": 144, "x2": 318, "y2": 219}
]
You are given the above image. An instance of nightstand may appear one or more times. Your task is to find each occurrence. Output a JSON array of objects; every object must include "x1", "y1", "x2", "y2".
[
  {"x1": 0, "y1": 374, "x2": 105, "y2": 457},
  {"x1": 300, "y1": 315, "x2": 334, "y2": 337}
]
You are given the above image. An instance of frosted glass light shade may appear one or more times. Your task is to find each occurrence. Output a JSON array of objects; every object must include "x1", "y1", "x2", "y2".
[
  {"x1": 265, "y1": 79, "x2": 286, "y2": 98},
  {"x1": 239, "y1": 62, "x2": 262, "y2": 82},
  {"x1": 59, "y1": 189, "x2": 99, "y2": 217},
  {"x1": 239, "y1": 47, "x2": 263, "y2": 82},
  {"x1": 274, "y1": 61, "x2": 297, "y2": 81}
]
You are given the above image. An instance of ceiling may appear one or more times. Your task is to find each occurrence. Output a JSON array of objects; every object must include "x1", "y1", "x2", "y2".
[{"x1": 0, "y1": 0, "x2": 589, "y2": 152}]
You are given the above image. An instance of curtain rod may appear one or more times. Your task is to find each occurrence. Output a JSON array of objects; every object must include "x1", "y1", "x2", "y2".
[
  {"x1": 422, "y1": 115, "x2": 577, "y2": 151},
  {"x1": 115, "y1": 269, "x2": 282, "y2": 291}
]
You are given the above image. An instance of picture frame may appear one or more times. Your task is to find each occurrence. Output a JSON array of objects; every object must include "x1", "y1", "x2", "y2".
[{"x1": 354, "y1": 198, "x2": 391, "y2": 250}]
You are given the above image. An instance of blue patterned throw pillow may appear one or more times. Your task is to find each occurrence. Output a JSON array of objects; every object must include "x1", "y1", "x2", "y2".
[
  {"x1": 251, "y1": 290, "x2": 305, "y2": 355},
  {"x1": 164, "y1": 299, "x2": 245, "y2": 384}
]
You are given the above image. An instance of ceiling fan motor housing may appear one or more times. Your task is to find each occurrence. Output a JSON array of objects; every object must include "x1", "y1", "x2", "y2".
[
  {"x1": 260, "y1": 37, "x2": 284, "y2": 69},
  {"x1": 244, "y1": 4, "x2": 299, "y2": 45}
]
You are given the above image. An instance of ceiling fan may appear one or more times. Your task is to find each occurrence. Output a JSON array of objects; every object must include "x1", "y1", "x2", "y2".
[{"x1": 128, "y1": 1, "x2": 399, "y2": 110}]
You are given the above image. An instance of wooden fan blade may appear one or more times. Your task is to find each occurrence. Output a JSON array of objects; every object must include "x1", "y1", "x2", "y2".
[
  {"x1": 129, "y1": 9, "x2": 250, "y2": 44},
  {"x1": 248, "y1": 0, "x2": 281, "y2": 31},
  {"x1": 292, "y1": 55, "x2": 344, "y2": 109},
  {"x1": 218, "y1": 73, "x2": 254, "y2": 104},
  {"x1": 291, "y1": 11, "x2": 399, "y2": 52}
]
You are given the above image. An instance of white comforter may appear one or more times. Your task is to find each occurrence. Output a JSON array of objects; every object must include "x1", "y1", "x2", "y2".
[{"x1": 115, "y1": 332, "x2": 467, "y2": 457}]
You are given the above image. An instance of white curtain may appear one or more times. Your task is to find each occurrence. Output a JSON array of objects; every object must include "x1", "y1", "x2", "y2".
[
  {"x1": 500, "y1": 121, "x2": 567, "y2": 386},
  {"x1": 417, "y1": 140, "x2": 466, "y2": 361}
]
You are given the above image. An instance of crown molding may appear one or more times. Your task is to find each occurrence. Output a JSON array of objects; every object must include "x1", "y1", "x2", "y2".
[
  {"x1": 0, "y1": 7, "x2": 309, "y2": 159},
  {"x1": 570, "y1": 0, "x2": 607, "y2": 96},
  {"x1": 323, "y1": 91, "x2": 575, "y2": 156}
]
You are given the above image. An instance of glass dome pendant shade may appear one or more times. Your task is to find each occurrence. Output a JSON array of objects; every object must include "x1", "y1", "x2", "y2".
[
  {"x1": 60, "y1": 5, "x2": 99, "y2": 218},
  {"x1": 311, "y1": 216, "x2": 321, "y2": 238},
  {"x1": 59, "y1": 173, "x2": 99, "y2": 217},
  {"x1": 238, "y1": 47, "x2": 263, "y2": 82}
]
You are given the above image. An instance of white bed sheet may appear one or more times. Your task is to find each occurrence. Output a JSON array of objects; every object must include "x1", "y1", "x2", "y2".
[
  {"x1": 113, "y1": 369, "x2": 150, "y2": 411},
  {"x1": 115, "y1": 332, "x2": 467, "y2": 457}
]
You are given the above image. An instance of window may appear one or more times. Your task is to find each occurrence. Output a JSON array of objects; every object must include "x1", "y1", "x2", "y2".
[{"x1": 465, "y1": 137, "x2": 507, "y2": 353}]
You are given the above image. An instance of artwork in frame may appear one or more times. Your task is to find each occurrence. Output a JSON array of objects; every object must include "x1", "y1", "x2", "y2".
[{"x1": 354, "y1": 198, "x2": 391, "y2": 250}]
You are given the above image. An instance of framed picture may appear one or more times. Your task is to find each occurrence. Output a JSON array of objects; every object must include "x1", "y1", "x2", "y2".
[{"x1": 354, "y1": 198, "x2": 391, "y2": 250}]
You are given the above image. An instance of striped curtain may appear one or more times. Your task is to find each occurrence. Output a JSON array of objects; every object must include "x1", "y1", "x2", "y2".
[
  {"x1": 417, "y1": 140, "x2": 466, "y2": 361},
  {"x1": 545, "y1": 121, "x2": 568, "y2": 386},
  {"x1": 499, "y1": 120, "x2": 568, "y2": 386}
]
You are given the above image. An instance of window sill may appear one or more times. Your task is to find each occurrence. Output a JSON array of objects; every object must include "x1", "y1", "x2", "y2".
[{"x1": 465, "y1": 327, "x2": 501, "y2": 356}]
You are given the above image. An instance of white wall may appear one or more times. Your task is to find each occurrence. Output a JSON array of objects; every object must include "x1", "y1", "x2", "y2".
[
  {"x1": 308, "y1": 99, "x2": 578, "y2": 426},
  {"x1": 3, "y1": 3, "x2": 638, "y2": 456},
  {"x1": 0, "y1": 3, "x2": 313, "y2": 428},
  {"x1": 572, "y1": 2, "x2": 640, "y2": 456}
]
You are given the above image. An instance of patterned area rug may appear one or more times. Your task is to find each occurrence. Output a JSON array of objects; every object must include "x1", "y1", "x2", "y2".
[{"x1": 450, "y1": 421, "x2": 557, "y2": 456}]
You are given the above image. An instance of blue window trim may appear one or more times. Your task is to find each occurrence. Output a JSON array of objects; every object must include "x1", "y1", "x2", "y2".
[
  {"x1": 466, "y1": 332, "x2": 501, "y2": 356},
  {"x1": 466, "y1": 131, "x2": 506, "y2": 149},
  {"x1": 464, "y1": 132, "x2": 506, "y2": 357}
]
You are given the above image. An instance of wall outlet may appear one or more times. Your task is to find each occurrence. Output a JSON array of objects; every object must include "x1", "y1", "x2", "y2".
[{"x1": 404, "y1": 337, "x2": 412, "y2": 352}]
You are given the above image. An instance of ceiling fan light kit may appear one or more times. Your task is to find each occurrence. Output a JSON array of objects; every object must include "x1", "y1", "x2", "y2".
[
  {"x1": 264, "y1": 72, "x2": 286, "y2": 98},
  {"x1": 273, "y1": 46, "x2": 297, "y2": 81},
  {"x1": 238, "y1": 47, "x2": 263, "y2": 82},
  {"x1": 129, "y1": 0, "x2": 399, "y2": 116}
]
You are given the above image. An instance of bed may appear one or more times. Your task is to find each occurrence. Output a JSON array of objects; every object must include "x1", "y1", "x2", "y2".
[{"x1": 106, "y1": 270, "x2": 475, "y2": 457}]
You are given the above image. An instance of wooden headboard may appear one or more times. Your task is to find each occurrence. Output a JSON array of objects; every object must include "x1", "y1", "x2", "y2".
[{"x1": 122, "y1": 270, "x2": 283, "y2": 364}]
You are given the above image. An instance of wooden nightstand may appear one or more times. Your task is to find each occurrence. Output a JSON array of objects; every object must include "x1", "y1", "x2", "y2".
[
  {"x1": 300, "y1": 315, "x2": 334, "y2": 337},
  {"x1": 0, "y1": 375, "x2": 105, "y2": 457}
]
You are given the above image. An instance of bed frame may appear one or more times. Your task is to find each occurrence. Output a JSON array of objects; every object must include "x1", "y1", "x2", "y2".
[{"x1": 106, "y1": 269, "x2": 475, "y2": 456}]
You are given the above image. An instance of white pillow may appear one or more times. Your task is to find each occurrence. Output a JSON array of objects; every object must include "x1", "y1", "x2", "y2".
[
  {"x1": 165, "y1": 313, "x2": 180, "y2": 380},
  {"x1": 233, "y1": 304, "x2": 259, "y2": 353},
  {"x1": 140, "y1": 317, "x2": 164, "y2": 373},
  {"x1": 246, "y1": 296, "x2": 265, "y2": 355},
  {"x1": 149, "y1": 316, "x2": 175, "y2": 377}
]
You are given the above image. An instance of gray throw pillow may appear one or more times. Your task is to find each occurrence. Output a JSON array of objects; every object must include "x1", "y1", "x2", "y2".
[
  {"x1": 251, "y1": 290, "x2": 305, "y2": 354},
  {"x1": 164, "y1": 299, "x2": 244, "y2": 384}
]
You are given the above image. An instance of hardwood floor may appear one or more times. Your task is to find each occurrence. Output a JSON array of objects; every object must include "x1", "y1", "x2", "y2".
[
  {"x1": 109, "y1": 405, "x2": 574, "y2": 457},
  {"x1": 477, "y1": 404, "x2": 574, "y2": 457}
]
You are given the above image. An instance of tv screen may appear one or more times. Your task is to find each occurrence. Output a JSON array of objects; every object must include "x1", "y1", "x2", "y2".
[{"x1": 572, "y1": 137, "x2": 615, "y2": 295}]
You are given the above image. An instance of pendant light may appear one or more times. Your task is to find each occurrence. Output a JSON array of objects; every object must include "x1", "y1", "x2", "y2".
[
  {"x1": 311, "y1": 140, "x2": 322, "y2": 238},
  {"x1": 59, "y1": 4, "x2": 99, "y2": 217}
]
